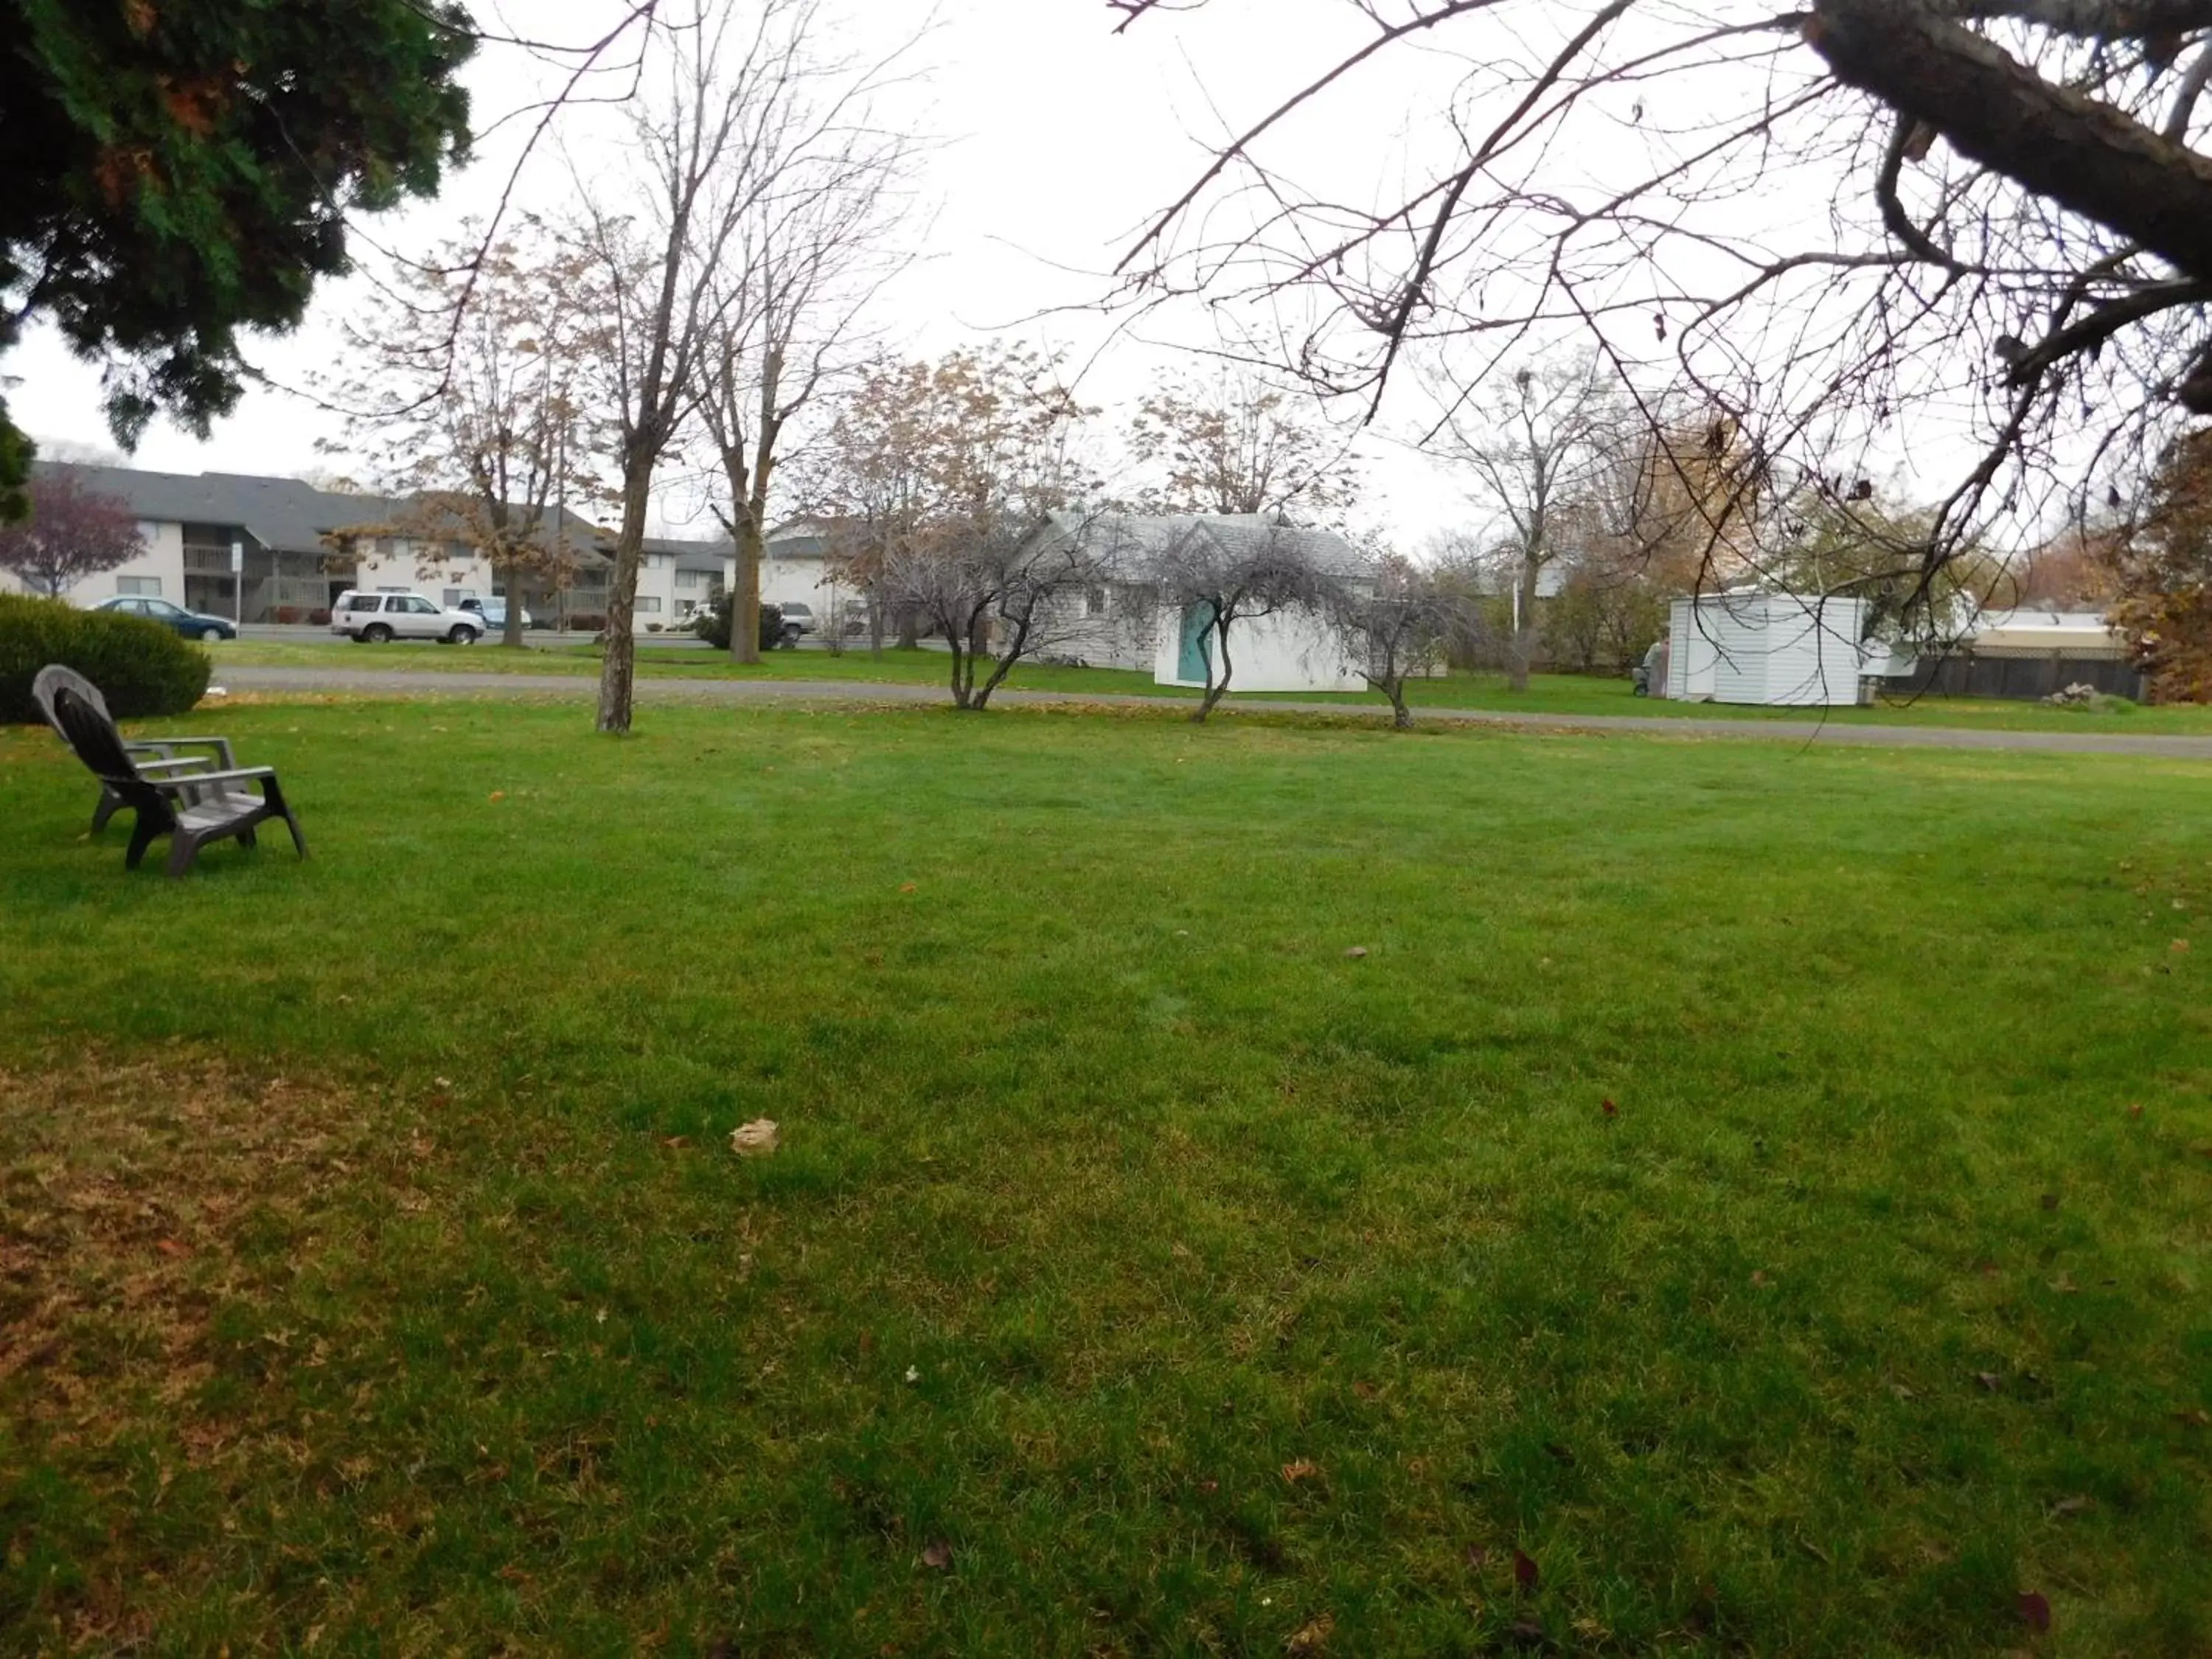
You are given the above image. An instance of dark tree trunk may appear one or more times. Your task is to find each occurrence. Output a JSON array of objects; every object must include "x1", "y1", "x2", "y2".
[{"x1": 597, "y1": 455, "x2": 653, "y2": 734}]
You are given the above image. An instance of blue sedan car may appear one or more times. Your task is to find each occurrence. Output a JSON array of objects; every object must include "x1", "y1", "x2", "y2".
[{"x1": 91, "y1": 595, "x2": 237, "y2": 641}]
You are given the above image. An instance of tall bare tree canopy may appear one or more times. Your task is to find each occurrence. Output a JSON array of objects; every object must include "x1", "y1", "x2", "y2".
[
  {"x1": 1113, "y1": 0, "x2": 2212, "y2": 563},
  {"x1": 1128, "y1": 371, "x2": 1362, "y2": 522},
  {"x1": 574, "y1": 0, "x2": 900, "y2": 732}
]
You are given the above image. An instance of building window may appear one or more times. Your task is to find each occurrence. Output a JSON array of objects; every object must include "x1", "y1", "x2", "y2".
[
  {"x1": 676, "y1": 568, "x2": 703, "y2": 590},
  {"x1": 442, "y1": 588, "x2": 477, "y2": 609},
  {"x1": 636, "y1": 595, "x2": 663, "y2": 614},
  {"x1": 116, "y1": 576, "x2": 162, "y2": 597},
  {"x1": 1084, "y1": 584, "x2": 1108, "y2": 618}
]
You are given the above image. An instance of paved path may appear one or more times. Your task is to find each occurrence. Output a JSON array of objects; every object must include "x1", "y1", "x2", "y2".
[{"x1": 209, "y1": 664, "x2": 2212, "y2": 759}]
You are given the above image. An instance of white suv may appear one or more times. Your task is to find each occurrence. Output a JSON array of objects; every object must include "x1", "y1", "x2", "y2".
[{"x1": 330, "y1": 590, "x2": 482, "y2": 644}]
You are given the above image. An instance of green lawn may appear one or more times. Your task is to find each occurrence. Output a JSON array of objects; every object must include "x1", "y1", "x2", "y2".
[
  {"x1": 206, "y1": 638, "x2": 2212, "y2": 735},
  {"x1": 3, "y1": 700, "x2": 2209, "y2": 1655}
]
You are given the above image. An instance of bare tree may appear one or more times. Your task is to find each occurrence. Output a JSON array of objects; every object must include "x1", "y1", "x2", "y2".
[
  {"x1": 324, "y1": 221, "x2": 607, "y2": 647},
  {"x1": 1129, "y1": 369, "x2": 1363, "y2": 521},
  {"x1": 1436, "y1": 355, "x2": 1624, "y2": 690},
  {"x1": 1332, "y1": 554, "x2": 1466, "y2": 726},
  {"x1": 0, "y1": 469, "x2": 141, "y2": 597},
  {"x1": 818, "y1": 345, "x2": 1099, "y2": 706},
  {"x1": 574, "y1": 0, "x2": 864, "y2": 732},
  {"x1": 1112, "y1": 1, "x2": 2212, "y2": 594},
  {"x1": 691, "y1": 16, "x2": 918, "y2": 665},
  {"x1": 1153, "y1": 521, "x2": 1340, "y2": 721}
]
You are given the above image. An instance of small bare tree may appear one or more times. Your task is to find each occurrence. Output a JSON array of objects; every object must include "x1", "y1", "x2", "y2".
[
  {"x1": 1435, "y1": 355, "x2": 1624, "y2": 691},
  {"x1": 1153, "y1": 521, "x2": 1340, "y2": 721},
  {"x1": 815, "y1": 344, "x2": 1096, "y2": 706},
  {"x1": 324, "y1": 220, "x2": 607, "y2": 646},
  {"x1": 1333, "y1": 555, "x2": 1465, "y2": 728}
]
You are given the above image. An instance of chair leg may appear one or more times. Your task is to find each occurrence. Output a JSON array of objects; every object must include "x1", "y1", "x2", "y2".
[
  {"x1": 166, "y1": 831, "x2": 203, "y2": 879},
  {"x1": 263, "y1": 776, "x2": 308, "y2": 858},
  {"x1": 91, "y1": 790, "x2": 119, "y2": 834},
  {"x1": 124, "y1": 815, "x2": 161, "y2": 871},
  {"x1": 239, "y1": 827, "x2": 257, "y2": 851}
]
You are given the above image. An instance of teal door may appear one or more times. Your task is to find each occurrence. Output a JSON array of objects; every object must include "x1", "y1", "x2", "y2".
[{"x1": 1178, "y1": 603, "x2": 1214, "y2": 682}]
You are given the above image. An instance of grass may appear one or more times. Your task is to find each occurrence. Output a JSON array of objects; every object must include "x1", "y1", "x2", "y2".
[
  {"x1": 3, "y1": 698, "x2": 2210, "y2": 1655},
  {"x1": 205, "y1": 638, "x2": 2212, "y2": 735}
]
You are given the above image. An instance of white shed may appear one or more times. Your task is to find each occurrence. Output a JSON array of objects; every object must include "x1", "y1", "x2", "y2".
[{"x1": 1666, "y1": 592, "x2": 1868, "y2": 706}]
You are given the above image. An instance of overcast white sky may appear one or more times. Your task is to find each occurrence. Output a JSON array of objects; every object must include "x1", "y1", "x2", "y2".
[{"x1": 7, "y1": 0, "x2": 1492, "y2": 544}]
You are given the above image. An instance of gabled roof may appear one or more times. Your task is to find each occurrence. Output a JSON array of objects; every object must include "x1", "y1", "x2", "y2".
[
  {"x1": 35, "y1": 461, "x2": 616, "y2": 563},
  {"x1": 38, "y1": 461, "x2": 403, "y2": 554},
  {"x1": 1032, "y1": 509, "x2": 1371, "y2": 580}
]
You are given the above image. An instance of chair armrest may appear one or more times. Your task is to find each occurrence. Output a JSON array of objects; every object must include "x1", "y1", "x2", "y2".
[
  {"x1": 129, "y1": 735, "x2": 237, "y2": 765},
  {"x1": 135, "y1": 757, "x2": 218, "y2": 774},
  {"x1": 153, "y1": 765, "x2": 276, "y2": 791}
]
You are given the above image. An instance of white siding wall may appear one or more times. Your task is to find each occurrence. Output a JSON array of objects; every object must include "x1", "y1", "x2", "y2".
[
  {"x1": 1, "y1": 518, "x2": 186, "y2": 606},
  {"x1": 1669, "y1": 594, "x2": 1865, "y2": 706},
  {"x1": 1153, "y1": 606, "x2": 1366, "y2": 693}
]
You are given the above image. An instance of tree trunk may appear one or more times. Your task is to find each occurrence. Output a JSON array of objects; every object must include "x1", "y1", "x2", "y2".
[
  {"x1": 1510, "y1": 552, "x2": 1541, "y2": 692},
  {"x1": 897, "y1": 605, "x2": 919, "y2": 650},
  {"x1": 1194, "y1": 614, "x2": 1233, "y2": 721},
  {"x1": 1388, "y1": 683, "x2": 1412, "y2": 728},
  {"x1": 597, "y1": 456, "x2": 653, "y2": 734},
  {"x1": 731, "y1": 513, "x2": 763, "y2": 666},
  {"x1": 501, "y1": 563, "x2": 524, "y2": 649}
]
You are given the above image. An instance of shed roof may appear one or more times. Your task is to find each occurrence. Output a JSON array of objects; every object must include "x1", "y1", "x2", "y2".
[{"x1": 1034, "y1": 509, "x2": 1369, "y2": 579}]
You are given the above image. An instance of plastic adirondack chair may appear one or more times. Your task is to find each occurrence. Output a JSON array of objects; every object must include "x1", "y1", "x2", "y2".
[
  {"x1": 32, "y1": 664, "x2": 237, "y2": 832},
  {"x1": 41, "y1": 671, "x2": 306, "y2": 877}
]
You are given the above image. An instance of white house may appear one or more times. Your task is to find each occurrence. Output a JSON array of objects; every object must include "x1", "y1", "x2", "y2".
[{"x1": 1019, "y1": 510, "x2": 1370, "y2": 694}]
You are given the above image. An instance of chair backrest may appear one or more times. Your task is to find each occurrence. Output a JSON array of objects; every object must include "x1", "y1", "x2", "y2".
[
  {"x1": 47, "y1": 681, "x2": 172, "y2": 827},
  {"x1": 29, "y1": 664, "x2": 113, "y2": 740}
]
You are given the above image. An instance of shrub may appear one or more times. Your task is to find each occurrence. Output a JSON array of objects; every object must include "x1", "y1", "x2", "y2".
[
  {"x1": 691, "y1": 592, "x2": 783, "y2": 653},
  {"x1": 0, "y1": 594, "x2": 212, "y2": 723}
]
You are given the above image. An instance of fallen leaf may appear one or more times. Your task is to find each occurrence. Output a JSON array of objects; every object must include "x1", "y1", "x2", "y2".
[
  {"x1": 488, "y1": 790, "x2": 506, "y2": 802},
  {"x1": 1284, "y1": 1612, "x2": 1335, "y2": 1653},
  {"x1": 2171, "y1": 938, "x2": 2190, "y2": 953},
  {"x1": 920, "y1": 1539, "x2": 953, "y2": 1571},
  {"x1": 1975, "y1": 1371, "x2": 2003, "y2": 1392},
  {"x1": 2129, "y1": 1102, "x2": 2144, "y2": 1119},
  {"x1": 1464, "y1": 1544, "x2": 1489, "y2": 1569},
  {"x1": 729, "y1": 1119, "x2": 779, "y2": 1158},
  {"x1": 154, "y1": 1237, "x2": 189, "y2": 1259},
  {"x1": 1351, "y1": 1380, "x2": 1379, "y2": 1401},
  {"x1": 2039, "y1": 1192, "x2": 2059, "y2": 1211},
  {"x1": 2017, "y1": 1590, "x2": 2051, "y2": 1631},
  {"x1": 1750, "y1": 1270, "x2": 1771, "y2": 1287},
  {"x1": 2050, "y1": 1495, "x2": 2093, "y2": 1517},
  {"x1": 2171, "y1": 1407, "x2": 2211, "y2": 1428},
  {"x1": 1601, "y1": 1097, "x2": 1618, "y2": 1119},
  {"x1": 661, "y1": 1135, "x2": 690, "y2": 1149},
  {"x1": 899, "y1": 881, "x2": 918, "y2": 894},
  {"x1": 1281, "y1": 1459, "x2": 1320, "y2": 1484},
  {"x1": 1343, "y1": 946, "x2": 1368, "y2": 959},
  {"x1": 1506, "y1": 1617, "x2": 1546, "y2": 1647},
  {"x1": 1197, "y1": 1478, "x2": 1220, "y2": 1494},
  {"x1": 1513, "y1": 1547, "x2": 1540, "y2": 1590}
]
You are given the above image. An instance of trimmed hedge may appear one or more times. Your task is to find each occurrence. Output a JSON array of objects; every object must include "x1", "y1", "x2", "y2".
[{"x1": 0, "y1": 594, "x2": 213, "y2": 724}]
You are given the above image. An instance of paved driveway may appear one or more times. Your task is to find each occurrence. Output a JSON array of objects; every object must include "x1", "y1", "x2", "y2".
[{"x1": 207, "y1": 665, "x2": 2212, "y2": 759}]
